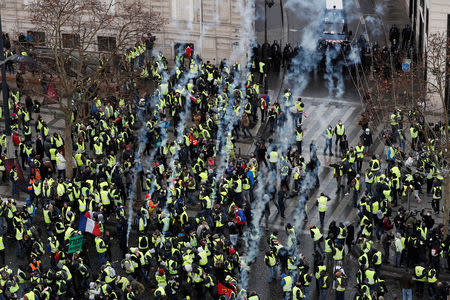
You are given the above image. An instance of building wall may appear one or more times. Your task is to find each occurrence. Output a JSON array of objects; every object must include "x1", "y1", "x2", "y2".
[
  {"x1": 427, "y1": 0, "x2": 449, "y2": 34},
  {"x1": 0, "y1": 0, "x2": 249, "y2": 63},
  {"x1": 149, "y1": 0, "x2": 245, "y2": 63}
]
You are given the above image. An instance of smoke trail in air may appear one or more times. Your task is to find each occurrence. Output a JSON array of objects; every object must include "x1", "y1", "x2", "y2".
[
  {"x1": 126, "y1": 93, "x2": 153, "y2": 245},
  {"x1": 212, "y1": 0, "x2": 257, "y2": 206},
  {"x1": 238, "y1": 0, "x2": 326, "y2": 294},
  {"x1": 239, "y1": 166, "x2": 277, "y2": 294}
]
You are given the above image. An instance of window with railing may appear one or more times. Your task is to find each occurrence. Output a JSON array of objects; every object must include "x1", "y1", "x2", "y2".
[
  {"x1": 97, "y1": 36, "x2": 116, "y2": 52},
  {"x1": 62, "y1": 33, "x2": 80, "y2": 48}
]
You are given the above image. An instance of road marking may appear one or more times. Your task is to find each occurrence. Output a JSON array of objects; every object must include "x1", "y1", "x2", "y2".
[
  {"x1": 360, "y1": 15, "x2": 366, "y2": 25},
  {"x1": 301, "y1": 96, "x2": 362, "y2": 107},
  {"x1": 355, "y1": 0, "x2": 360, "y2": 9}
]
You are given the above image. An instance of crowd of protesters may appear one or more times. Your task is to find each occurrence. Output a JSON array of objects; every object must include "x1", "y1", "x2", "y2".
[{"x1": 0, "y1": 19, "x2": 448, "y2": 300}]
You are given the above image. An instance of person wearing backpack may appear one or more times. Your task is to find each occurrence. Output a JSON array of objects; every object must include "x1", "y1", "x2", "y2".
[{"x1": 334, "y1": 270, "x2": 347, "y2": 300}]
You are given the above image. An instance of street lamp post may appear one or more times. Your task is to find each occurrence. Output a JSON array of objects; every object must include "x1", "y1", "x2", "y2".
[
  {"x1": 0, "y1": 12, "x2": 11, "y2": 135},
  {"x1": 264, "y1": 0, "x2": 274, "y2": 44}
]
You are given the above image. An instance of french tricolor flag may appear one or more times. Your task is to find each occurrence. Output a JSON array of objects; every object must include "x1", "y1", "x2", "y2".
[{"x1": 78, "y1": 211, "x2": 102, "y2": 236}]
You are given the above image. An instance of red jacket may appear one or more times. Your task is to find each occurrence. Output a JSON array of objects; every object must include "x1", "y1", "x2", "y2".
[{"x1": 12, "y1": 133, "x2": 20, "y2": 146}]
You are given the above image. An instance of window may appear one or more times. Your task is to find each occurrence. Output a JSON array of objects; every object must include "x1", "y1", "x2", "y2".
[
  {"x1": 62, "y1": 34, "x2": 80, "y2": 48},
  {"x1": 97, "y1": 36, "x2": 116, "y2": 52},
  {"x1": 29, "y1": 31, "x2": 45, "y2": 46},
  {"x1": 323, "y1": 23, "x2": 345, "y2": 35},
  {"x1": 172, "y1": 0, "x2": 194, "y2": 21}
]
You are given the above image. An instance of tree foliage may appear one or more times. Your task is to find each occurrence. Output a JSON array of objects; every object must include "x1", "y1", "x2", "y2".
[{"x1": 26, "y1": 0, "x2": 164, "y2": 178}]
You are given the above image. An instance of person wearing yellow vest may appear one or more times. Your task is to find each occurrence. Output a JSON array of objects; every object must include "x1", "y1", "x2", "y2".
[
  {"x1": 432, "y1": 183, "x2": 442, "y2": 214},
  {"x1": 332, "y1": 241, "x2": 345, "y2": 265},
  {"x1": 335, "y1": 271, "x2": 347, "y2": 299},
  {"x1": 427, "y1": 267, "x2": 438, "y2": 294},
  {"x1": 316, "y1": 193, "x2": 330, "y2": 228},
  {"x1": 393, "y1": 233, "x2": 405, "y2": 267},
  {"x1": 0, "y1": 234, "x2": 4, "y2": 265},
  {"x1": 15, "y1": 221, "x2": 24, "y2": 258},
  {"x1": 268, "y1": 148, "x2": 279, "y2": 171},
  {"x1": 352, "y1": 174, "x2": 360, "y2": 208},
  {"x1": 94, "y1": 140, "x2": 103, "y2": 159},
  {"x1": 281, "y1": 273, "x2": 293, "y2": 298},
  {"x1": 309, "y1": 225, "x2": 324, "y2": 253},
  {"x1": 410, "y1": 125, "x2": 418, "y2": 150},
  {"x1": 323, "y1": 125, "x2": 334, "y2": 156},
  {"x1": 264, "y1": 250, "x2": 278, "y2": 283},
  {"x1": 10, "y1": 166, "x2": 19, "y2": 199},
  {"x1": 0, "y1": 155, "x2": 5, "y2": 183},
  {"x1": 413, "y1": 264, "x2": 427, "y2": 297},
  {"x1": 296, "y1": 124, "x2": 303, "y2": 154},
  {"x1": 318, "y1": 267, "x2": 329, "y2": 299},
  {"x1": 292, "y1": 281, "x2": 304, "y2": 300},
  {"x1": 155, "y1": 268, "x2": 167, "y2": 288},
  {"x1": 369, "y1": 155, "x2": 381, "y2": 174},
  {"x1": 258, "y1": 61, "x2": 265, "y2": 84},
  {"x1": 95, "y1": 235, "x2": 107, "y2": 267},
  {"x1": 334, "y1": 120, "x2": 345, "y2": 150},
  {"x1": 355, "y1": 142, "x2": 364, "y2": 173}
]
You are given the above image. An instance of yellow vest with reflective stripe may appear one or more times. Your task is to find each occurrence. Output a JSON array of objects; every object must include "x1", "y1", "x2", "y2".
[
  {"x1": 94, "y1": 144, "x2": 103, "y2": 155},
  {"x1": 311, "y1": 228, "x2": 323, "y2": 241},
  {"x1": 100, "y1": 190, "x2": 110, "y2": 205},
  {"x1": 282, "y1": 276, "x2": 292, "y2": 292},
  {"x1": 199, "y1": 251, "x2": 208, "y2": 265},
  {"x1": 269, "y1": 151, "x2": 278, "y2": 163},
  {"x1": 336, "y1": 277, "x2": 346, "y2": 291},
  {"x1": 356, "y1": 145, "x2": 364, "y2": 158},
  {"x1": 336, "y1": 124, "x2": 345, "y2": 135},
  {"x1": 95, "y1": 237, "x2": 106, "y2": 253},
  {"x1": 16, "y1": 226, "x2": 23, "y2": 241},
  {"x1": 365, "y1": 269, "x2": 375, "y2": 285},
  {"x1": 156, "y1": 274, "x2": 167, "y2": 287},
  {"x1": 75, "y1": 153, "x2": 84, "y2": 167},
  {"x1": 293, "y1": 286, "x2": 304, "y2": 300},
  {"x1": 333, "y1": 247, "x2": 343, "y2": 261},
  {"x1": 318, "y1": 196, "x2": 328, "y2": 212}
]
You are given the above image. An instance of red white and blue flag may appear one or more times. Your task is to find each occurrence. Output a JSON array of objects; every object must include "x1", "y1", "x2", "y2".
[{"x1": 78, "y1": 212, "x2": 101, "y2": 236}]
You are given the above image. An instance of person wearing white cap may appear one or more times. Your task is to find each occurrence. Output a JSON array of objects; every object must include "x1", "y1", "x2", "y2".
[{"x1": 360, "y1": 128, "x2": 373, "y2": 156}]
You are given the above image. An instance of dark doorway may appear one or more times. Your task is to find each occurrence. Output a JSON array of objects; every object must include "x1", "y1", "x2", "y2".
[{"x1": 174, "y1": 42, "x2": 194, "y2": 57}]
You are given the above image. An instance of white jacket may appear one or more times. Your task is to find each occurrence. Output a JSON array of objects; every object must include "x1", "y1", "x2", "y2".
[{"x1": 56, "y1": 153, "x2": 66, "y2": 170}]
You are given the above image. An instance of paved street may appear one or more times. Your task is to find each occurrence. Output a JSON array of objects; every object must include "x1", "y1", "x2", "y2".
[{"x1": 248, "y1": 0, "x2": 419, "y2": 298}]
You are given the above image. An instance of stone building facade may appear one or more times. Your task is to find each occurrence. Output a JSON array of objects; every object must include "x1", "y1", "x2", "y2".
[
  {"x1": 0, "y1": 0, "x2": 249, "y2": 63},
  {"x1": 404, "y1": 0, "x2": 449, "y2": 111}
]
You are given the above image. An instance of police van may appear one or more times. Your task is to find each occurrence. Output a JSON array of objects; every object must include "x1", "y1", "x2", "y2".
[{"x1": 321, "y1": 0, "x2": 350, "y2": 43}]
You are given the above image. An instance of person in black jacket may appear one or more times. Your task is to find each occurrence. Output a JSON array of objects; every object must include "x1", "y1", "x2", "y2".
[
  {"x1": 360, "y1": 128, "x2": 373, "y2": 155},
  {"x1": 35, "y1": 134, "x2": 45, "y2": 158},
  {"x1": 25, "y1": 95, "x2": 34, "y2": 114},
  {"x1": 345, "y1": 222, "x2": 354, "y2": 255}
]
